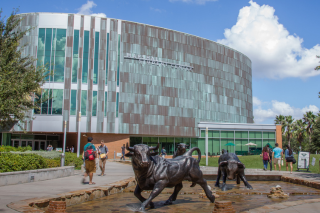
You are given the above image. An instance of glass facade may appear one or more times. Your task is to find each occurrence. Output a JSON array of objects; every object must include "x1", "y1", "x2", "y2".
[
  {"x1": 130, "y1": 130, "x2": 276, "y2": 156},
  {"x1": 92, "y1": 91, "x2": 97, "y2": 116},
  {"x1": 104, "y1": 92, "x2": 107, "y2": 116},
  {"x1": 106, "y1": 33, "x2": 109, "y2": 84},
  {"x1": 93, "y1": 32, "x2": 99, "y2": 84},
  {"x1": 70, "y1": 90, "x2": 77, "y2": 115},
  {"x1": 81, "y1": 91, "x2": 87, "y2": 116},
  {"x1": 116, "y1": 92, "x2": 119, "y2": 117}
]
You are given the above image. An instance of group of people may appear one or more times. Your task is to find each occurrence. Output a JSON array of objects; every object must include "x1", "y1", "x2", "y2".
[
  {"x1": 261, "y1": 143, "x2": 295, "y2": 173},
  {"x1": 66, "y1": 146, "x2": 75, "y2": 153}
]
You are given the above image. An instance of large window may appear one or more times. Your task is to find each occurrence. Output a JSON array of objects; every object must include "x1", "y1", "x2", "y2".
[
  {"x1": 72, "y1": 30, "x2": 79, "y2": 83},
  {"x1": 93, "y1": 32, "x2": 99, "y2": 84},
  {"x1": 37, "y1": 28, "x2": 66, "y2": 83},
  {"x1": 81, "y1": 90, "x2": 87, "y2": 116},
  {"x1": 70, "y1": 90, "x2": 77, "y2": 115},
  {"x1": 92, "y1": 91, "x2": 97, "y2": 116},
  {"x1": 34, "y1": 89, "x2": 63, "y2": 115}
]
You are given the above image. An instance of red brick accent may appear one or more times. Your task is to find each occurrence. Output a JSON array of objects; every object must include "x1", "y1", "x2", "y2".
[
  {"x1": 276, "y1": 125, "x2": 282, "y2": 148},
  {"x1": 46, "y1": 201, "x2": 66, "y2": 213}
]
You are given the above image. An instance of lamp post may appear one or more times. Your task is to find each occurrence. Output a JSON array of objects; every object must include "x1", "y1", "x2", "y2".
[
  {"x1": 205, "y1": 127, "x2": 208, "y2": 166},
  {"x1": 61, "y1": 121, "x2": 67, "y2": 167},
  {"x1": 77, "y1": 112, "x2": 81, "y2": 157}
]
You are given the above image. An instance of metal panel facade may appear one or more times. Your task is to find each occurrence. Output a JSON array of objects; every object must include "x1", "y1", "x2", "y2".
[{"x1": 20, "y1": 13, "x2": 253, "y2": 137}]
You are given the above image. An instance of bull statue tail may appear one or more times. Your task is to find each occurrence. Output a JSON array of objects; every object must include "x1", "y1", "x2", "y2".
[{"x1": 184, "y1": 147, "x2": 201, "y2": 163}]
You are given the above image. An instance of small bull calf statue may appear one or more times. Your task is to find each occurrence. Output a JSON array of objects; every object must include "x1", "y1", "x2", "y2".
[
  {"x1": 125, "y1": 143, "x2": 215, "y2": 211},
  {"x1": 172, "y1": 143, "x2": 189, "y2": 158},
  {"x1": 215, "y1": 149, "x2": 253, "y2": 191}
]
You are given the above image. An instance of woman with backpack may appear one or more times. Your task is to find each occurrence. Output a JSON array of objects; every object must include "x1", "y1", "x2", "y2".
[
  {"x1": 262, "y1": 146, "x2": 270, "y2": 171},
  {"x1": 285, "y1": 145, "x2": 294, "y2": 174}
]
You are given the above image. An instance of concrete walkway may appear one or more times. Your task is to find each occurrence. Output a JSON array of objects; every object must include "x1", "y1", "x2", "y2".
[
  {"x1": 271, "y1": 202, "x2": 320, "y2": 213},
  {"x1": 0, "y1": 161, "x2": 134, "y2": 213}
]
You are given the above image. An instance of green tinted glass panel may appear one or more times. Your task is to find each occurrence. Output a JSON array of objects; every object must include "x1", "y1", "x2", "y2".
[
  {"x1": 82, "y1": 31, "x2": 89, "y2": 83},
  {"x1": 73, "y1": 30, "x2": 79, "y2": 55},
  {"x1": 106, "y1": 33, "x2": 109, "y2": 85},
  {"x1": 182, "y1": 138, "x2": 190, "y2": 144},
  {"x1": 93, "y1": 32, "x2": 99, "y2": 84},
  {"x1": 52, "y1": 89, "x2": 63, "y2": 114},
  {"x1": 242, "y1": 131, "x2": 248, "y2": 138},
  {"x1": 208, "y1": 131, "x2": 213, "y2": 138},
  {"x1": 235, "y1": 131, "x2": 241, "y2": 138},
  {"x1": 37, "y1": 29, "x2": 45, "y2": 70},
  {"x1": 11, "y1": 134, "x2": 21, "y2": 139},
  {"x1": 198, "y1": 138, "x2": 205, "y2": 155},
  {"x1": 201, "y1": 130, "x2": 205, "y2": 137},
  {"x1": 56, "y1": 29, "x2": 66, "y2": 52},
  {"x1": 143, "y1": 137, "x2": 150, "y2": 143},
  {"x1": 92, "y1": 91, "x2": 97, "y2": 116},
  {"x1": 81, "y1": 91, "x2": 87, "y2": 116},
  {"x1": 70, "y1": 90, "x2": 77, "y2": 115},
  {"x1": 221, "y1": 131, "x2": 234, "y2": 138},
  {"x1": 263, "y1": 132, "x2": 269, "y2": 139},
  {"x1": 104, "y1": 92, "x2": 107, "y2": 116},
  {"x1": 235, "y1": 139, "x2": 242, "y2": 152},
  {"x1": 72, "y1": 58, "x2": 78, "y2": 83},
  {"x1": 116, "y1": 92, "x2": 119, "y2": 117},
  {"x1": 150, "y1": 137, "x2": 158, "y2": 143},
  {"x1": 212, "y1": 139, "x2": 220, "y2": 155},
  {"x1": 41, "y1": 89, "x2": 49, "y2": 114},
  {"x1": 130, "y1": 137, "x2": 142, "y2": 146},
  {"x1": 249, "y1": 132, "x2": 255, "y2": 138},
  {"x1": 159, "y1": 137, "x2": 166, "y2": 143},
  {"x1": 175, "y1": 138, "x2": 183, "y2": 143},
  {"x1": 255, "y1": 132, "x2": 262, "y2": 139},
  {"x1": 208, "y1": 139, "x2": 213, "y2": 155},
  {"x1": 48, "y1": 89, "x2": 52, "y2": 114},
  {"x1": 117, "y1": 34, "x2": 120, "y2": 86},
  {"x1": 191, "y1": 138, "x2": 198, "y2": 155},
  {"x1": 162, "y1": 137, "x2": 174, "y2": 155},
  {"x1": 269, "y1": 132, "x2": 275, "y2": 139},
  {"x1": 51, "y1": 29, "x2": 56, "y2": 82},
  {"x1": 44, "y1": 29, "x2": 52, "y2": 81},
  {"x1": 34, "y1": 91, "x2": 41, "y2": 114},
  {"x1": 21, "y1": 134, "x2": 34, "y2": 139},
  {"x1": 212, "y1": 131, "x2": 220, "y2": 138}
]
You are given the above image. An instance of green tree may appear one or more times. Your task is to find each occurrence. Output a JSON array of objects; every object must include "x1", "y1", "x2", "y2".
[
  {"x1": 293, "y1": 119, "x2": 307, "y2": 150},
  {"x1": 303, "y1": 111, "x2": 316, "y2": 152},
  {"x1": 274, "y1": 114, "x2": 286, "y2": 134},
  {"x1": 283, "y1": 115, "x2": 294, "y2": 147},
  {"x1": 311, "y1": 116, "x2": 320, "y2": 151},
  {"x1": 0, "y1": 10, "x2": 47, "y2": 130}
]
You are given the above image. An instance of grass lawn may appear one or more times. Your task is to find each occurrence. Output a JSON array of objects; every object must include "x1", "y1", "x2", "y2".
[{"x1": 199, "y1": 154, "x2": 320, "y2": 173}]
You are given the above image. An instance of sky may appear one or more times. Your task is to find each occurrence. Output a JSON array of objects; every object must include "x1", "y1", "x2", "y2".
[{"x1": 2, "y1": 0, "x2": 320, "y2": 124}]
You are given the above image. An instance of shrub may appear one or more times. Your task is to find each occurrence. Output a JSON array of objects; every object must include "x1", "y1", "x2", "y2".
[
  {"x1": 0, "y1": 145, "x2": 32, "y2": 152},
  {"x1": 0, "y1": 153, "x2": 48, "y2": 173},
  {"x1": 63, "y1": 152, "x2": 83, "y2": 169},
  {"x1": 45, "y1": 158, "x2": 60, "y2": 168},
  {"x1": 10, "y1": 151, "x2": 61, "y2": 159}
]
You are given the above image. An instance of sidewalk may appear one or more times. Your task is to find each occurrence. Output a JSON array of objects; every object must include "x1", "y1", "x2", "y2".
[
  {"x1": 271, "y1": 202, "x2": 320, "y2": 213},
  {"x1": 0, "y1": 161, "x2": 134, "y2": 213}
]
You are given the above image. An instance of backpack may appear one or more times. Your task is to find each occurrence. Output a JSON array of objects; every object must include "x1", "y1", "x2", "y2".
[
  {"x1": 84, "y1": 144, "x2": 96, "y2": 161},
  {"x1": 263, "y1": 152, "x2": 269, "y2": 161}
]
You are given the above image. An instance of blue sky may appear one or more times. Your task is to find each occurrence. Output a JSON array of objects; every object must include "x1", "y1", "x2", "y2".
[{"x1": 2, "y1": 0, "x2": 320, "y2": 124}]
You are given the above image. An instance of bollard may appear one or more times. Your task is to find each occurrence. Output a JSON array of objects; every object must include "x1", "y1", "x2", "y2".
[
  {"x1": 60, "y1": 153, "x2": 65, "y2": 167},
  {"x1": 114, "y1": 150, "x2": 116, "y2": 159}
]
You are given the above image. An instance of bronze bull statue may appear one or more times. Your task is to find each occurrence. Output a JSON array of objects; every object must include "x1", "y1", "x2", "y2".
[{"x1": 125, "y1": 143, "x2": 215, "y2": 211}]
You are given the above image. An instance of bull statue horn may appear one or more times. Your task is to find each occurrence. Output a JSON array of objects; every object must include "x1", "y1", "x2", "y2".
[
  {"x1": 126, "y1": 143, "x2": 134, "y2": 152},
  {"x1": 219, "y1": 161, "x2": 228, "y2": 166},
  {"x1": 150, "y1": 143, "x2": 159, "y2": 150}
]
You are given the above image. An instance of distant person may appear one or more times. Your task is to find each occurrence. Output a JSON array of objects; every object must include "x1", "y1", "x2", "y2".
[
  {"x1": 272, "y1": 143, "x2": 283, "y2": 171},
  {"x1": 285, "y1": 145, "x2": 294, "y2": 174},
  {"x1": 82, "y1": 137, "x2": 96, "y2": 185},
  {"x1": 47, "y1": 145, "x2": 53, "y2": 151},
  {"x1": 267, "y1": 144, "x2": 273, "y2": 171},
  {"x1": 120, "y1": 144, "x2": 126, "y2": 160},
  {"x1": 71, "y1": 145, "x2": 74, "y2": 153},
  {"x1": 66, "y1": 146, "x2": 69, "y2": 152},
  {"x1": 98, "y1": 140, "x2": 108, "y2": 176},
  {"x1": 262, "y1": 146, "x2": 270, "y2": 171},
  {"x1": 161, "y1": 147, "x2": 167, "y2": 158}
]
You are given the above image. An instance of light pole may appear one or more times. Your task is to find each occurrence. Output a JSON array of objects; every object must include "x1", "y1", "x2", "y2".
[
  {"x1": 61, "y1": 121, "x2": 67, "y2": 167},
  {"x1": 205, "y1": 127, "x2": 208, "y2": 166},
  {"x1": 77, "y1": 112, "x2": 81, "y2": 157}
]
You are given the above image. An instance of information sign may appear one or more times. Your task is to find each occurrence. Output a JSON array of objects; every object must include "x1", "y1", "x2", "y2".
[
  {"x1": 297, "y1": 151, "x2": 310, "y2": 169},
  {"x1": 117, "y1": 153, "x2": 122, "y2": 157},
  {"x1": 56, "y1": 148, "x2": 62, "y2": 152}
]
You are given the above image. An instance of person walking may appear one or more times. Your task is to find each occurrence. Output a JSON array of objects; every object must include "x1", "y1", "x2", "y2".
[
  {"x1": 272, "y1": 143, "x2": 283, "y2": 171},
  {"x1": 161, "y1": 147, "x2": 167, "y2": 158},
  {"x1": 98, "y1": 140, "x2": 108, "y2": 176},
  {"x1": 82, "y1": 137, "x2": 96, "y2": 185},
  {"x1": 71, "y1": 145, "x2": 74, "y2": 153},
  {"x1": 262, "y1": 146, "x2": 270, "y2": 171},
  {"x1": 267, "y1": 144, "x2": 273, "y2": 171},
  {"x1": 285, "y1": 145, "x2": 294, "y2": 174},
  {"x1": 120, "y1": 144, "x2": 126, "y2": 160}
]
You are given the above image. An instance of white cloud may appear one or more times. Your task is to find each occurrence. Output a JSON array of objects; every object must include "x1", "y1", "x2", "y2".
[
  {"x1": 150, "y1": 7, "x2": 165, "y2": 13},
  {"x1": 169, "y1": 0, "x2": 217, "y2": 5},
  {"x1": 77, "y1": 1, "x2": 107, "y2": 17},
  {"x1": 218, "y1": 0, "x2": 320, "y2": 79},
  {"x1": 253, "y1": 97, "x2": 319, "y2": 123}
]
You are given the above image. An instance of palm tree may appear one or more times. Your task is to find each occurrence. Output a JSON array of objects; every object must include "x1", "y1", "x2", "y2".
[
  {"x1": 274, "y1": 114, "x2": 286, "y2": 134},
  {"x1": 283, "y1": 116, "x2": 294, "y2": 147},
  {"x1": 293, "y1": 119, "x2": 307, "y2": 150},
  {"x1": 303, "y1": 111, "x2": 316, "y2": 151}
]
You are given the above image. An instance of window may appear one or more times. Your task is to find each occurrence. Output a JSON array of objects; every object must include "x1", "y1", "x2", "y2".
[
  {"x1": 52, "y1": 89, "x2": 63, "y2": 115},
  {"x1": 117, "y1": 34, "x2": 120, "y2": 86},
  {"x1": 81, "y1": 91, "x2": 87, "y2": 116},
  {"x1": 34, "y1": 89, "x2": 62, "y2": 115},
  {"x1": 54, "y1": 29, "x2": 66, "y2": 82},
  {"x1": 104, "y1": 92, "x2": 107, "y2": 116},
  {"x1": 93, "y1": 32, "x2": 99, "y2": 84},
  {"x1": 70, "y1": 90, "x2": 77, "y2": 115},
  {"x1": 92, "y1": 91, "x2": 97, "y2": 116},
  {"x1": 72, "y1": 30, "x2": 79, "y2": 83},
  {"x1": 116, "y1": 92, "x2": 119, "y2": 117},
  {"x1": 82, "y1": 31, "x2": 89, "y2": 84},
  {"x1": 221, "y1": 131, "x2": 234, "y2": 138},
  {"x1": 106, "y1": 33, "x2": 109, "y2": 85}
]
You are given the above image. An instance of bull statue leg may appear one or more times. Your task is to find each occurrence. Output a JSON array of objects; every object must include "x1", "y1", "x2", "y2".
[
  {"x1": 134, "y1": 185, "x2": 155, "y2": 209},
  {"x1": 164, "y1": 182, "x2": 183, "y2": 205},
  {"x1": 195, "y1": 178, "x2": 215, "y2": 203},
  {"x1": 139, "y1": 180, "x2": 168, "y2": 211},
  {"x1": 215, "y1": 167, "x2": 221, "y2": 187},
  {"x1": 236, "y1": 174, "x2": 240, "y2": 184},
  {"x1": 221, "y1": 171, "x2": 227, "y2": 191},
  {"x1": 239, "y1": 174, "x2": 253, "y2": 190}
]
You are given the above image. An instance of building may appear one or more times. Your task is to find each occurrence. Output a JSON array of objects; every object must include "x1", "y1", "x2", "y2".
[{"x1": 0, "y1": 13, "x2": 281, "y2": 157}]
